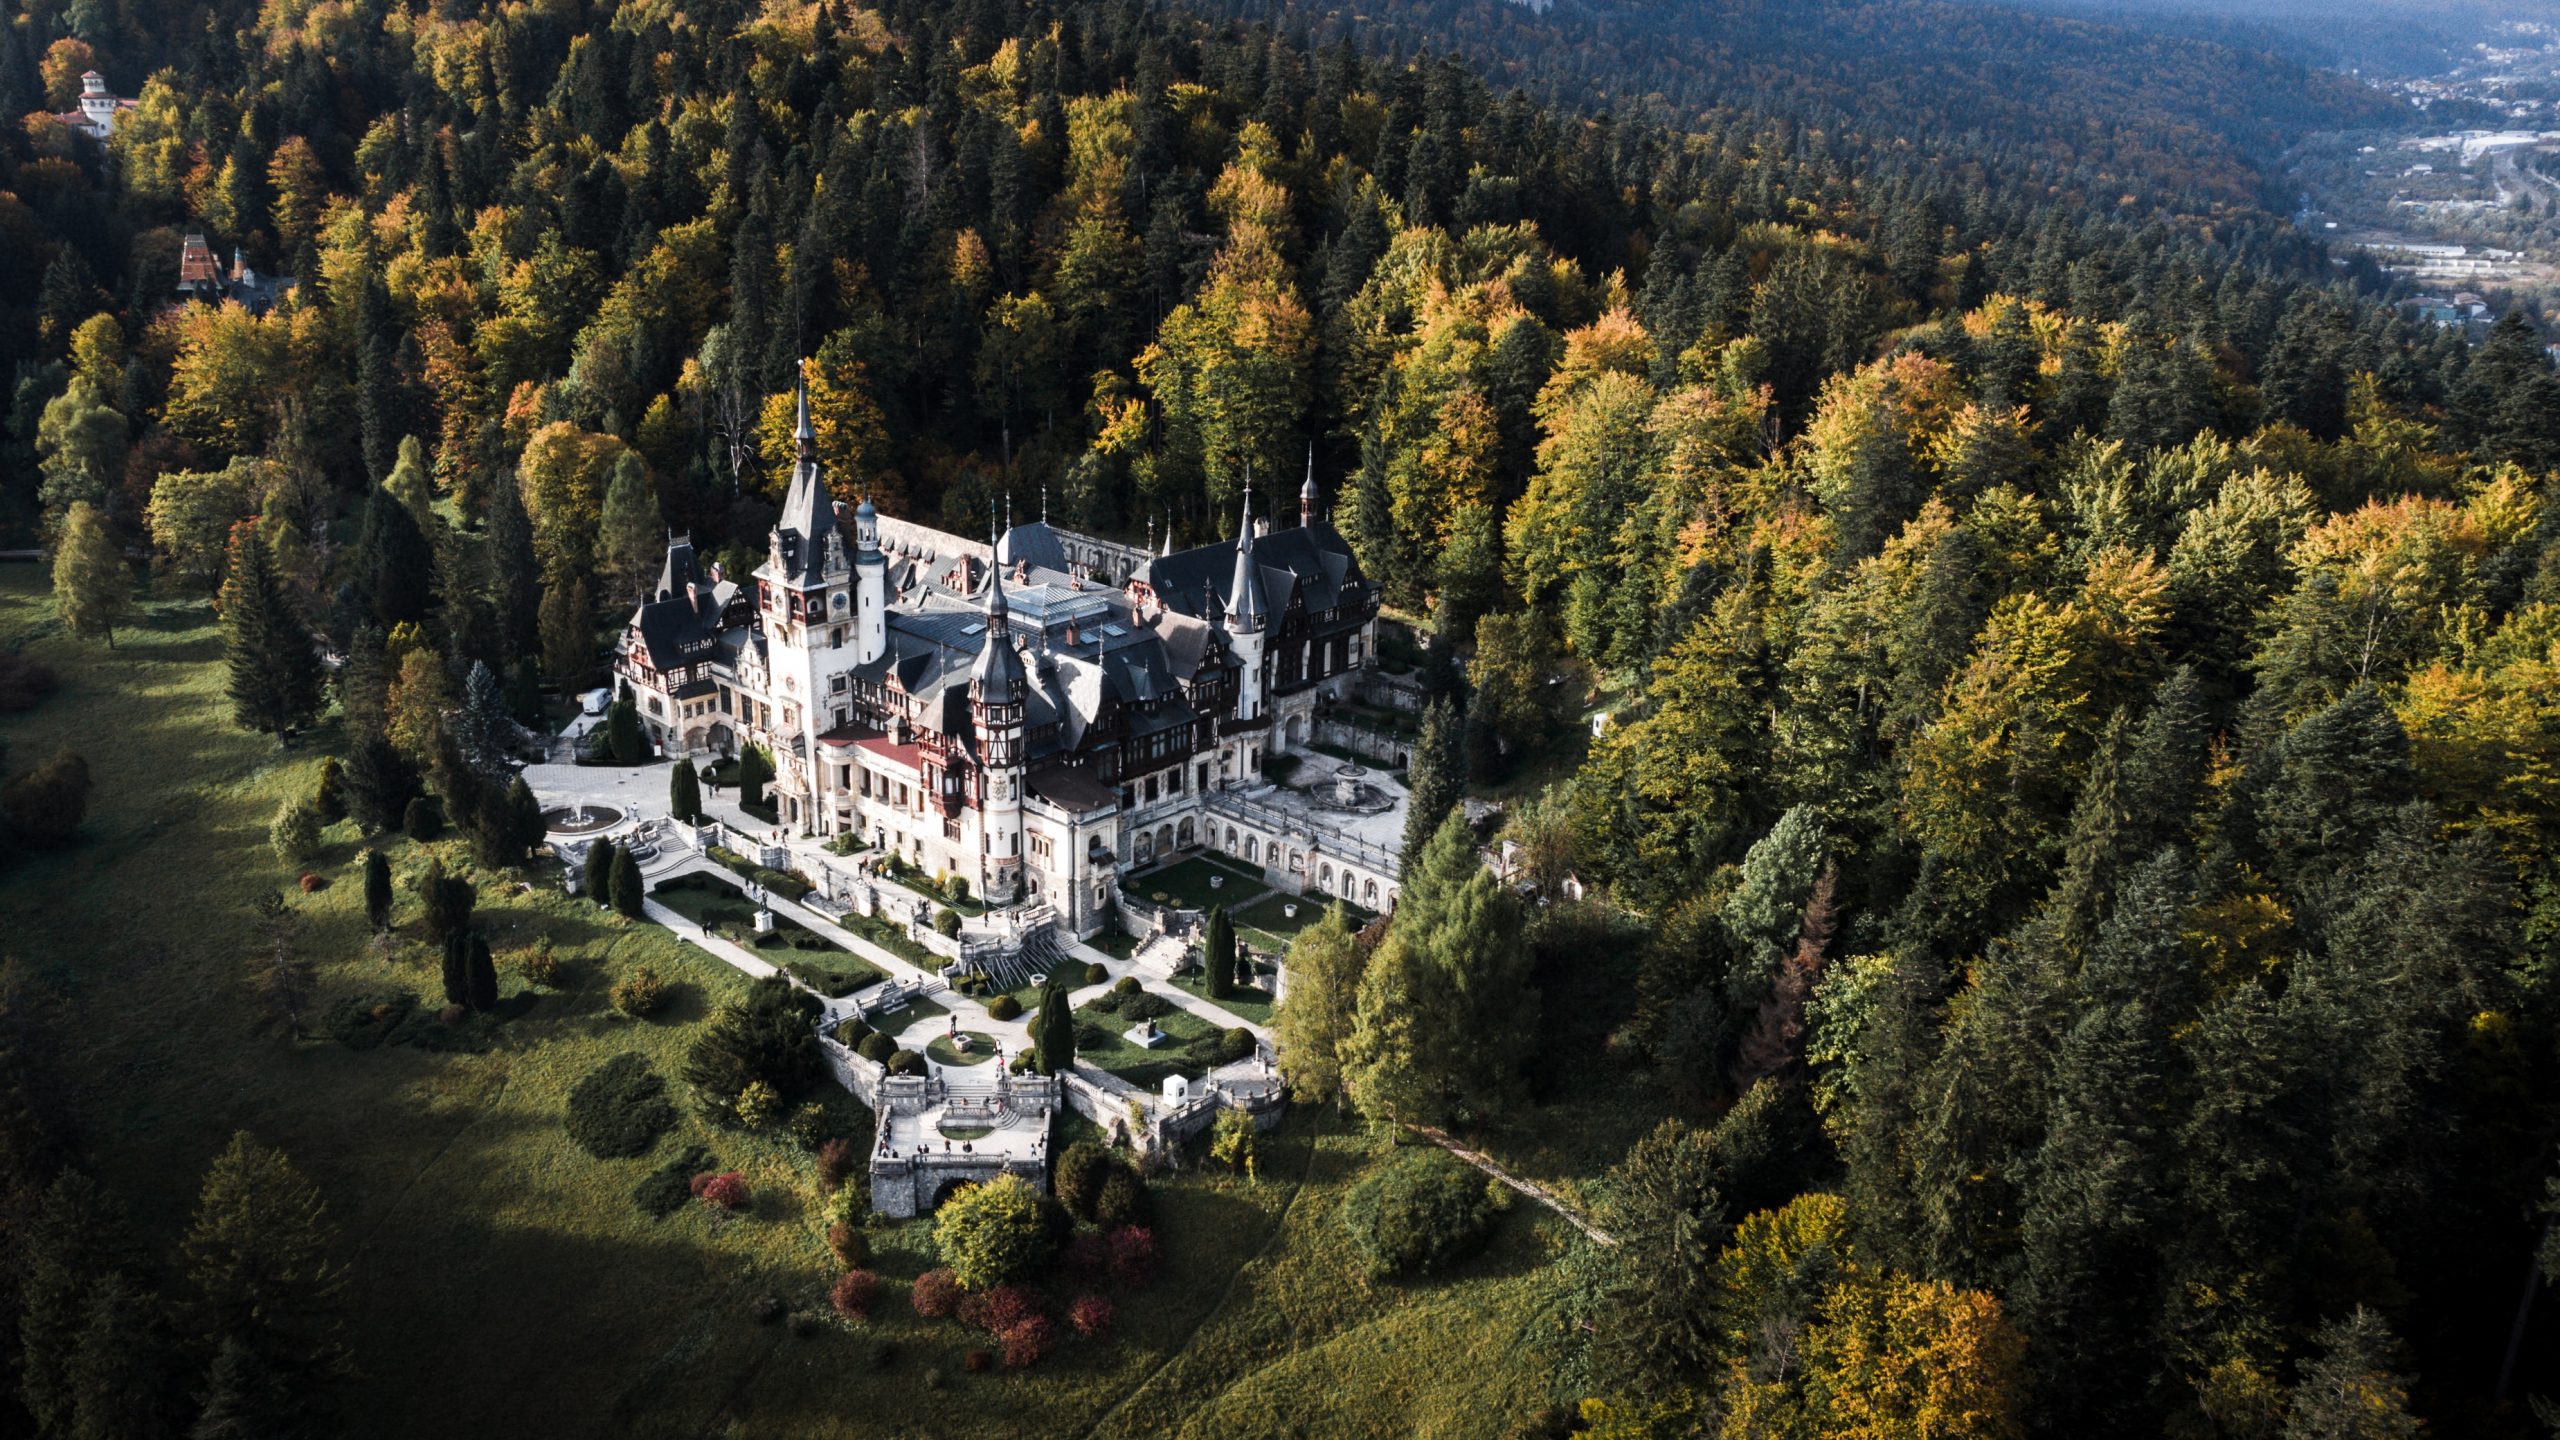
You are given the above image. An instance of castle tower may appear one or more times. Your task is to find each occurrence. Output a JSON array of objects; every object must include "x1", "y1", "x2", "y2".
[
  {"x1": 969, "y1": 523, "x2": 1029, "y2": 902},
  {"x1": 757, "y1": 364, "x2": 857, "y2": 833},
  {"x1": 1300, "y1": 445, "x2": 1317, "y2": 528}
]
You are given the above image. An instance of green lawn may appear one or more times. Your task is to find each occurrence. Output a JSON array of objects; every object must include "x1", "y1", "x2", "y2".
[
  {"x1": 649, "y1": 871, "x2": 885, "y2": 996},
  {"x1": 925, "y1": 1031, "x2": 998, "y2": 1067},
  {"x1": 1075, "y1": 1004, "x2": 1228, "y2": 1089},
  {"x1": 1125, "y1": 854, "x2": 1265, "y2": 912},
  {"x1": 864, "y1": 995, "x2": 949, "y2": 1038},
  {"x1": 0, "y1": 570, "x2": 1604, "y2": 1439},
  {"x1": 1170, "y1": 972, "x2": 1276, "y2": 1027}
]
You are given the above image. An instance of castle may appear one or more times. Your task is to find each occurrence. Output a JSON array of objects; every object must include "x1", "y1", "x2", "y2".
[{"x1": 616, "y1": 376, "x2": 1382, "y2": 938}]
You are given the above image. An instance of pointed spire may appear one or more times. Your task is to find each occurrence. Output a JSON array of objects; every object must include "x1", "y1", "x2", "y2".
[
  {"x1": 985, "y1": 513, "x2": 1008, "y2": 635},
  {"x1": 1301, "y1": 443, "x2": 1318, "y2": 527},
  {"x1": 1228, "y1": 468, "x2": 1266, "y2": 632},
  {"x1": 792, "y1": 358, "x2": 814, "y2": 464}
]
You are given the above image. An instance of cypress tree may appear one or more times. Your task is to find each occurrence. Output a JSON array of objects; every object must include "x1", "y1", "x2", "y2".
[
  {"x1": 607, "y1": 696, "x2": 643, "y2": 764},
  {"x1": 418, "y1": 858, "x2": 474, "y2": 945},
  {"x1": 583, "y1": 839, "x2": 617, "y2": 905},
  {"x1": 440, "y1": 931, "x2": 471, "y2": 1007},
  {"x1": 1204, "y1": 904, "x2": 1235, "y2": 999},
  {"x1": 465, "y1": 934, "x2": 499, "y2": 1012},
  {"x1": 1033, "y1": 968, "x2": 1077, "y2": 1075},
  {"x1": 361, "y1": 849, "x2": 392, "y2": 933},
  {"x1": 506, "y1": 777, "x2": 546, "y2": 861},
  {"x1": 670, "y1": 757, "x2": 702, "y2": 823},
  {"x1": 220, "y1": 529, "x2": 322, "y2": 737},
  {"x1": 485, "y1": 475, "x2": 541, "y2": 670},
  {"x1": 610, "y1": 845, "x2": 646, "y2": 918},
  {"x1": 738, "y1": 744, "x2": 771, "y2": 809}
]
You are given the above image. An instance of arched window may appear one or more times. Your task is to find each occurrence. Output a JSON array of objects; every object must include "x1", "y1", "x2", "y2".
[
  {"x1": 1135, "y1": 834, "x2": 1153, "y2": 863},
  {"x1": 1365, "y1": 879, "x2": 1378, "y2": 904},
  {"x1": 1246, "y1": 836, "x2": 1259, "y2": 863},
  {"x1": 1319, "y1": 864, "x2": 1333, "y2": 890}
]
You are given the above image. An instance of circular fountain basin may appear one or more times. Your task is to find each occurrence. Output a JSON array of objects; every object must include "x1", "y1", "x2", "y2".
[{"x1": 541, "y1": 805, "x2": 628, "y2": 836}]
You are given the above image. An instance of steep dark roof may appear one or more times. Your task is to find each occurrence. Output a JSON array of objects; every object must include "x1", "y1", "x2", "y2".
[{"x1": 1145, "y1": 520, "x2": 1366, "y2": 628}]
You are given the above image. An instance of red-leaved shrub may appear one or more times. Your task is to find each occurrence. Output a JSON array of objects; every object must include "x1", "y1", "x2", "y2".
[
  {"x1": 1068, "y1": 1293, "x2": 1115, "y2": 1340},
  {"x1": 963, "y1": 1348, "x2": 993, "y2": 1372},
  {"x1": 697, "y1": 1171, "x2": 748, "y2": 1210},
  {"x1": 1107, "y1": 1225, "x2": 1158, "y2": 1289},
  {"x1": 830, "y1": 1269, "x2": 878, "y2": 1321},
  {"x1": 999, "y1": 1312, "x2": 1055, "y2": 1369},
  {"x1": 957, "y1": 1284, "x2": 1040, "y2": 1338},
  {"x1": 816, "y1": 1137, "x2": 855, "y2": 1193},
  {"x1": 298, "y1": 872, "x2": 324, "y2": 893},
  {"x1": 910, "y1": 1268, "x2": 961, "y2": 1319}
]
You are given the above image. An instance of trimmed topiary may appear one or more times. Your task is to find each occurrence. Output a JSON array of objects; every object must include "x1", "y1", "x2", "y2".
[{"x1": 987, "y1": 994, "x2": 1022, "y2": 1021}]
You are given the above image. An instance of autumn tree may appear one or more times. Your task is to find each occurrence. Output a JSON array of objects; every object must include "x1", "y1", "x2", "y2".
[
  {"x1": 51, "y1": 500, "x2": 131, "y2": 647},
  {"x1": 1273, "y1": 903, "x2": 1366, "y2": 1108}
]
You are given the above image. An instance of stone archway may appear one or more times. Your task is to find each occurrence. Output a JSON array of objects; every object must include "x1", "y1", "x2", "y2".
[
  {"x1": 1156, "y1": 824, "x2": 1174, "y2": 856},
  {"x1": 1178, "y1": 817, "x2": 1195, "y2": 849}
]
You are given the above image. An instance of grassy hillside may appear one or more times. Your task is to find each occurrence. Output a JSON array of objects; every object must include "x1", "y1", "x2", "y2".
[{"x1": 0, "y1": 568, "x2": 1587, "y2": 1439}]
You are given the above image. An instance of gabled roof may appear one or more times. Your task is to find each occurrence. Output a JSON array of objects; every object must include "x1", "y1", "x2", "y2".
[{"x1": 1144, "y1": 519, "x2": 1367, "y2": 629}]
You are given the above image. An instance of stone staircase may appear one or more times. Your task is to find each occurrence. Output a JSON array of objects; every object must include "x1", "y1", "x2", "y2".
[{"x1": 1133, "y1": 931, "x2": 1191, "y2": 979}]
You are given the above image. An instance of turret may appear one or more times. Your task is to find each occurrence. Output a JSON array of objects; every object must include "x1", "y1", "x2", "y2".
[
  {"x1": 1300, "y1": 445, "x2": 1318, "y2": 528},
  {"x1": 853, "y1": 494, "x2": 885, "y2": 663},
  {"x1": 1224, "y1": 474, "x2": 1267, "y2": 724},
  {"x1": 969, "y1": 520, "x2": 1028, "y2": 900}
]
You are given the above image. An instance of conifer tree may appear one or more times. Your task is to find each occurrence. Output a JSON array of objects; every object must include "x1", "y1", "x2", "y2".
[
  {"x1": 599, "y1": 453, "x2": 664, "y2": 601},
  {"x1": 537, "y1": 568, "x2": 590, "y2": 681},
  {"x1": 607, "y1": 695, "x2": 643, "y2": 764},
  {"x1": 181, "y1": 1133, "x2": 347, "y2": 1421},
  {"x1": 1400, "y1": 696, "x2": 1465, "y2": 867},
  {"x1": 1343, "y1": 811, "x2": 1538, "y2": 1125},
  {"x1": 440, "y1": 930, "x2": 471, "y2": 1007},
  {"x1": 670, "y1": 757, "x2": 702, "y2": 823},
  {"x1": 220, "y1": 528, "x2": 322, "y2": 738},
  {"x1": 342, "y1": 732, "x2": 418, "y2": 836},
  {"x1": 350, "y1": 490, "x2": 434, "y2": 632},
  {"x1": 485, "y1": 471, "x2": 542, "y2": 666},
  {"x1": 583, "y1": 838, "x2": 617, "y2": 906},
  {"x1": 50, "y1": 500, "x2": 131, "y2": 648},
  {"x1": 466, "y1": 934, "x2": 498, "y2": 1012},
  {"x1": 1032, "y1": 968, "x2": 1077, "y2": 1075},
  {"x1": 610, "y1": 845, "x2": 645, "y2": 918},
  {"x1": 19, "y1": 1171, "x2": 145, "y2": 1439},
  {"x1": 361, "y1": 849, "x2": 393, "y2": 933},
  {"x1": 1204, "y1": 903, "x2": 1236, "y2": 999}
]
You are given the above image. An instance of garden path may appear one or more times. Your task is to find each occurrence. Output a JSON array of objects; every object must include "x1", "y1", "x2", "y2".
[{"x1": 1404, "y1": 1124, "x2": 1615, "y2": 1246}]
